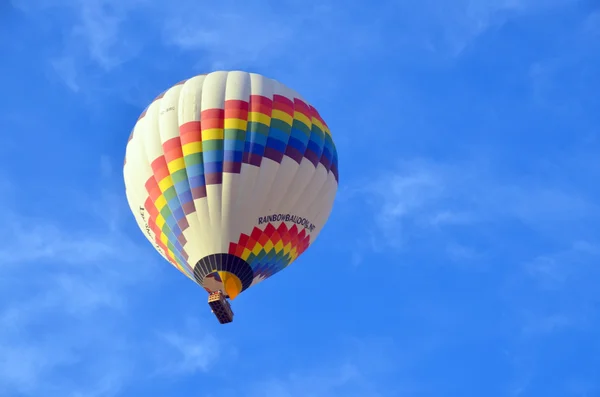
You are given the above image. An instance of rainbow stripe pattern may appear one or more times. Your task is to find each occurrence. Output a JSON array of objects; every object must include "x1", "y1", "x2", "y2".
[
  {"x1": 138, "y1": 92, "x2": 337, "y2": 276},
  {"x1": 125, "y1": 71, "x2": 339, "y2": 298},
  {"x1": 228, "y1": 223, "x2": 311, "y2": 279}
]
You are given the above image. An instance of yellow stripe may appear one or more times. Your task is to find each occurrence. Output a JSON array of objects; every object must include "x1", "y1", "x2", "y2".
[
  {"x1": 167, "y1": 158, "x2": 185, "y2": 173},
  {"x1": 224, "y1": 118, "x2": 248, "y2": 130},
  {"x1": 159, "y1": 233, "x2": 168, "y2": 245},
  {"x1": 264, "y1": 240, "x2": 274, "y2": 252},
  {"x1": 294, "y1": 112, "x2": 312, "y2": 128},
  {"x1": 252, "y1": 244, "x2": 263, "y2": 256},
  {"x1": 158, "y1": 177, "x2": 173, "y2": 192},
  {"x1": 202, "y1": 128, "x2": 224, "y2": 140},
  {"x1": 241, "y1": 247, "x2": 251, "y2": 261},
  {"x1": 182, "y1": 142, "x2": 202, "y2": 155},
  {"x1": 283, "y1": 242, "x2": 291, "y2": 255},
  {"x1": 249, "y1": 111, "x2": 271, "y2": 125},
  {"x1": 272, "y1": 109, "x2": 293, "y2": 125},
  {"x1": 154, "y1": 196, "x2": 167, "y2": 211},
  {"x1": 274, "y1": 240, "x2": 284, "y2": 252},
  {"x1": 311, "y1": 117, "x2": 324, "y2": 132}
]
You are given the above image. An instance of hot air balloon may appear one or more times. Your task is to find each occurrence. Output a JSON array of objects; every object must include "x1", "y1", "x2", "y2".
[{"x1": 123, "y1": 71, "x2": 339, "y2": 324}]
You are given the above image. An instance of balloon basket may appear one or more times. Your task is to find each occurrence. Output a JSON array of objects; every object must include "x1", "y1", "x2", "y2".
[{"x1": 208, "y1": 291, "x2": 234, "y2": 324}]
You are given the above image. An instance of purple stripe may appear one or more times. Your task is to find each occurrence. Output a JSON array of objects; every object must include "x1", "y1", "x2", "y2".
[
  {"x1": 285, "y1": 146, "x2": 303, "y2": 164},
  {"x1": 191, "y1": 186, "x2": 207, "y2": 199},
  {"x1": 304, "y1": 149, "x2": 320, "y2": 167},
  {"x1": 248, "y1": 155, "x2": 262, "y2": 167},
  {"x1": 177, "y1": 217, "x2": 189, "y2": 230},
  {"x1": 263, "y1": 147, "x2": 284, "y2": 163},
  {"x1": 182, "y1": 201, "x2": 196, "y2": 215},
  {"x1": 205, "y1": 173, "x2": 223, "y2": 185},
  {"x1": 223, "y1": 161, "x2": 242, "y2": 173}
]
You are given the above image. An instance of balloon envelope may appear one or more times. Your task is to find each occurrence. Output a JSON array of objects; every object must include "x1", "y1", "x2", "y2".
[{"x1": 123, "y1": 71, "x2": 339, "y2": 300}]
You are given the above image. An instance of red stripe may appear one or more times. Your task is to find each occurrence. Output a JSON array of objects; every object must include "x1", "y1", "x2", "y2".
[
  {"x1": 201, "y1": 108, "x2": 224, "y2": 120},
  {"x1": 238, "y1": 233, "x2": 249, "y2": 247},
  {"x1": 151, "y1": 157, "x2": 170, "y2": 181},
  {"x1": 162, "y1": 137, "x2": 181, "y2": 153},
  {"x1": 164, "y1": 147, "x2": 183, "y2": 164},
  {"x1": 273, "y1": 95, "x2": 294, "y2": 116},
  {"x1": 249, "y1": 103, "x2": 272, "y2": 116},
  {"x1": 258, "y1": 233, "x2": 269, "y2": 246},
  {"x1": 180, "y1": 131, "x2": 202, "y2": 146},
  {"x1": 249, "y1": 95, "x2": 272, "y2": 107},
  {"x1": 145, "y1": 179, "x2": 161, "y2": 200},
  {"x1": 225, "y1": 100, "x2": 249, "y2": 120},
  {"x1": 225, "y1": 109, "x2": 249, "y2": 120},
  {"x1": 225, "y1": 99, "x2": 249, "y2": 111},
  {"x1": 293, "y1": 98, "x2": 311, "y2": 118},
  {"x1": 201, "y1": 118, "x2": 224, "y2": 130},
  {"x1": 228, "y1": 243, "x2": 237, "y2": 255},
  {"x1": 180, "y1": 121, "x2": 201, "y2": 134}
]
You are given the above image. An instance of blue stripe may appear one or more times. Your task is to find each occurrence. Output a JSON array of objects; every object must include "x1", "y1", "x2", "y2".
[
  {"x1": 268, "y1": 127, "x2": 290, "y2": 143},
  {"x1": 307, "y1": 140, "x2": 323, "y2": 156},
  {"x1": 177, "y1": 190, "x2": 193, "y2": 205},
  {"x1": 203, "y1": 150, "x2": 223, "y2": 163},
  {"x1": 266, "y1": 138, "x2": 287, "y2": 153},
  {"x1": 204, "y1": 162, "x2": 223, "y2": 174},
  {"x1": 249, "y1": 131, "x2": 268, "y2": 145},
  {"x1": 249, "y1": 142, "x2": 265, "y2": 155},
  {"x1": 186, "y1": 164, "x2": 204, "y2": 178},
  {"x1": 287, "y1": 137, "x2": 306, "y2": 153},
  {"x1": 224, "y1": 150, "x2": 243, "y2": 162},
  {"x1": 290, "y1": 128, "x2": 309, "y2": 143},
  {"x1": 189, "y1": 175, "x2": 206, "y2": 188}
]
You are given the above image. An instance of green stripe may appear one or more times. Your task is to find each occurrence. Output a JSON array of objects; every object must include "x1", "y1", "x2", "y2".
[
  {"x1": 271, "y1": 118, "x2": 292, "y2": 131},
  {"x1": 183, "y1": 153, "x2": 203, "y2": 166},
  {"x1": 292, "y1": 119, "x2": 311, "y2": 136},
  {"x1": 163, "y1": 186, "x2": 177, "y2": 201},
  {"x1": 224, "y1": 128, "x2": 246, "y2": 141},
  {"x1": 202, "y1": 140, "x2": 223, "y2": 151},
  {"x1": 248, "y1": 121, "x2": 270, "y2": 135},
  {"x1": 171, "y1": 169, "x2": 188, "y2": 184}
]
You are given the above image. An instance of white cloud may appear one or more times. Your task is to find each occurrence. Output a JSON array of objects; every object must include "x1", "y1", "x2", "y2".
[
  {"x1": 157, "y1": 329, "x2": 221, "y2": 375},
  {"x1": 0, "y1": 157, "x2": 196, "y2": 397},
  {"x1": 357, "y1": 158, "x2": 597, "y2": 250},
  {"x1": 20, "y1": 0, "x2": 578, "y2": 92},
  {"x1": 237, "y1": 337, "x2": 411, "y2": 397}
]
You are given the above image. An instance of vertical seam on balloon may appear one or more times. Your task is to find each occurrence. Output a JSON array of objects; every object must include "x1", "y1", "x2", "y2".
[
  {"x1": 124, "y1": 136, "x2": 171, "y2": 265},
  {"x1": 228, "y1": 72, "x2": 258, "y2": 283},
  {"x1": 220, "y1": 71, "x2": 232, "y2": 256},
  {"x1": 237, "y1": 77, "x2": 270, "y2": 275},
  {"x1": 260, "y1": 85, "x2": 298, "y2": 278},
  {"x1": 255, "y1": 93, "x2": 315, "y2": 277},
  {"x1": 277, "y1": 98, "x2": 318, "y2": 212},
  {"x1": 255, "y1": 83, "x2": 295, "y2": 220},
  {"x1": 180, "y1": 76, "x2": 210, "y2": 262},
  {"x1": 139, "y1": 106, "x2": 190, "y2": 276},
  {"x1": 146, "y1": 96, "x2": 193, "y2": 278},
  {"x1": 160, "y1": 86, "x2": 193, "y2": 267},
  {"x1": 199, "y1": 75, "x2": 216, "y2": 247}
]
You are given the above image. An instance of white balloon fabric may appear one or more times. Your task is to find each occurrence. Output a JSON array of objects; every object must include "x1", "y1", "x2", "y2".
[{"x1": 123, "y1": 71, "x2": 339, "y2": 300}]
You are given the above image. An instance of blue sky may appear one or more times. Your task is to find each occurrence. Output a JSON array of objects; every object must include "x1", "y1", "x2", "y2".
[{"x1": 1, "y1": 0, "x2": 599, "y2": 396}]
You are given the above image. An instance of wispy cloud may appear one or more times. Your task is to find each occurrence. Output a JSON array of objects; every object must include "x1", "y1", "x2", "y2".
[
  {"x1": 235, "y1": 337, "x2": 413, "y2": 397},
  {"x1": 0, "y1": 156, "x2": 206, "y2": 397},
  {"x1": 154, "y1": 318, "x2": 225, "y2": 376},
  {"x1": 354, "y1": 157, "x2": 597, "y2": 253},
  {"x1": 15, "y1": 0, "x2": 577, "y2": 94}
]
